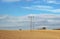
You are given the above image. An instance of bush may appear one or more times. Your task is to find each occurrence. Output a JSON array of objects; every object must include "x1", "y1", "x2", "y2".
[
  {"x1": 37, "y1": 27, "x2": 47, "y2": 30},
  {"x1": 42, "y1": 27, "x2": 46, "y2": 30},
  {"x1": 19, "y1": 29, "x2": 22, "y2": 30}
]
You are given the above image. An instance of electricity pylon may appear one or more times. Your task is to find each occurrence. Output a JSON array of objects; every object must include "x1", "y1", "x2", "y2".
[{"x1": 28, "y1": 16, "x2": 34, "y2": 31}]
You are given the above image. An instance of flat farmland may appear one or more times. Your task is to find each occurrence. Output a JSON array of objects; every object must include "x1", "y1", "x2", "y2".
[{"x1": 0, "y1": 30, "x2": 60, "y2": 39}]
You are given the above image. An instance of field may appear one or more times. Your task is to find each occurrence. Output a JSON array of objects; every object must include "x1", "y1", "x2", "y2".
[{"x1": 0, "y1": 30, "x2": 60, "y2": 39}]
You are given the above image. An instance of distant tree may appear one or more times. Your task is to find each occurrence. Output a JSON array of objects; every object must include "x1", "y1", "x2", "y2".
[
  {"x1": 37, "y1": 27, "x2": 47, "y2": 30},
  {"x1": 42, "y1": 27, "x2": 46, "y2": 30},
  {"x1": 19, "y1": 29, "x2": 22, "y2": 30}
]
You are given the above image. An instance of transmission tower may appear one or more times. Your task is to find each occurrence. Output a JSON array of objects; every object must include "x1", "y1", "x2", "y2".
[{"x1": 28, "y1": 16, "x2": 34, "y2": 30}]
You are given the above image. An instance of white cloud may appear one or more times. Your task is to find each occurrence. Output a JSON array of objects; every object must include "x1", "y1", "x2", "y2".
[
  {"x1": 2, "y1": 0, "x2": 20, "y2": 2},
  {"x1": 25, "y1": 0, "x2": 33, "y2": 2},
  {"x1": 22, "y1": 5, "x2": 60, "y2": 13},
  {"x1": 33, "y1": 1, "x2": 41, "y2": 4},
  {"x1": 1, "y1": 0, "x2": 34, "y2": 2},
  {"x1": 0, "y1": 14, "x2": 60, "y2": 30},
  {"x1": 51, "y1": 9, "x2": 60, "y2": 13},
  {"x1": 23, "y1": 5, "x2": 53, "y2": 10},
  {"x1": 0, "y1": 15, "x2": 8, "y2": 19},
  {"x1": 45, "y1": 0, "x2": 60, "y2": 4}
]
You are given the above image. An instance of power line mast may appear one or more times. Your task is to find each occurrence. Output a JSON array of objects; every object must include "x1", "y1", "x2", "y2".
[{"x1": 28, "y1": 16, "x2": 34, "y2": 31}]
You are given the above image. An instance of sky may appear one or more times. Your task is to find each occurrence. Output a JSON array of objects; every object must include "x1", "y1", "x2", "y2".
[
  {"x1": 0, "y1": 0, "x2": 60, "y2": 16},
  {"x1": 0, "y1": 0, "x2": 60, "y2": 30}
]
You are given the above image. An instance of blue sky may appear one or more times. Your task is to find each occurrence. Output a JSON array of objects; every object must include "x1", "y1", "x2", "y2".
[
  {"x1": 0, "y1": 0, "x2": 60, "y2": 30},
  {"x1": 0, "y1": 0, "x2": 60, "y2": 16}
]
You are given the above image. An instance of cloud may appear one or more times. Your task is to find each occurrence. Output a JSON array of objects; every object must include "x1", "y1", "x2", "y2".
[
  {"x1": 51, "y1": 9, "x2": 60, "y2": 13},
  {"x1": 1, "y1": 0, "x2": 34, "y2": 2},
  {"x1": 23, "y1": 5, "x2": 53, "y2": 10},
  {"x1": 1, "y1": 0, "x2": 60, "y2": 4},
  {"x1": 25, "y1": 0, "x2": 33, "y2": 2},
  {"x1": 45, "y1": 0, "x2": 60, "y2": 4},
  {"x1": 0, "y1": 14, "x2": 60, "y2": 30},
  {"x1": 22, "y1": 5, "x2": 60, "y2": 13},
  {"x1": 32, "y1": 0, "x2": 42, "y2": 4},
  {"x1": 2, "y1": 0, "x2": 20, "y2": 2},
  {"x1": 0, "y1": 15, "x2": 8, "y2": 19}
]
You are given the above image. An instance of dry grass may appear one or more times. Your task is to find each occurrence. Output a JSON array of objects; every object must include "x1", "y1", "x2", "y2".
[{"x1": 0, "y1": 30, "x2": 60, "y2": 39}]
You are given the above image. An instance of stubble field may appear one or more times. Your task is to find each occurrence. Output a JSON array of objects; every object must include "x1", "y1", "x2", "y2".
[{"x1": 0, "y1": 30, "x2": 60, "y2": 39}]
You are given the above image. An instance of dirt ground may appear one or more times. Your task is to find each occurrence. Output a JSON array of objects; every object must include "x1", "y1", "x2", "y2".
[{"x1": 0, "y1": 30, "x2": 60, "y2": 39}]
